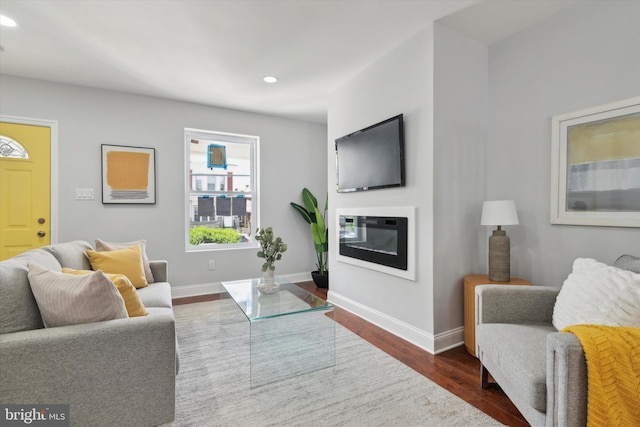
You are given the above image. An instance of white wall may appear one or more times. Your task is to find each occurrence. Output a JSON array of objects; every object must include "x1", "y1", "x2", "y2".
[
  {"x1": 433, "y1": 24, "x2": 488, "y2": 335},
  {"x1": 327, "y1": 23, "x2": 488, "y2": 353},
  {"x1": 487, "y1": 0, "x2": 640, "y2": 286},
  {"x1": 328, "y1": 25, "x2": 438, "y2": 351},
  {"x1": 0, "y1": 75, "x2": 328, "y2": 289},
  {"x1": 327, "y1": 0, "x2": 639, "y2": 355}
]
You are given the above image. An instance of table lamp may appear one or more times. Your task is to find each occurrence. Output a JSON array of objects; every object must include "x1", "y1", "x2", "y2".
[{"x1": 480, "y1": 200, "x2": 519, "y2": 282}]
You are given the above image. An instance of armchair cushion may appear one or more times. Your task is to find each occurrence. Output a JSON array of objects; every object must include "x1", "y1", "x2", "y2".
[
  {"x1": 477, "y1": 323, "x2": 555, "y2": 412},
  {"x1": 552, "y1": 258, "x2": 640, "y2": 330}
]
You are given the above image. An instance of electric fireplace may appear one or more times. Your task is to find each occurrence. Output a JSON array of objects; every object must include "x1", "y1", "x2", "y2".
[
  {"x1": 339, "y1": 215, "x2": 408, "y2": 270},
  {"x1": 336, "y1": 207, "x2": 416, "y2": 280}
]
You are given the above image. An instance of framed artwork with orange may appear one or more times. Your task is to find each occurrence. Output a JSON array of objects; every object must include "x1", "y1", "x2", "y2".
[{"x1": 101, "y1": 144, "x2": 156, "y2": 204}]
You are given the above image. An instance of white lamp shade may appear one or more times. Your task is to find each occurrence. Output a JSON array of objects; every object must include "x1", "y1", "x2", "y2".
[{"x1": 481, "y1": 200, "x2": 519, "y2": 226}]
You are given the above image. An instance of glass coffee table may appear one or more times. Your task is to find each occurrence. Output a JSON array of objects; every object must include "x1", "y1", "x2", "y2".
[{"x1": 220, "y1": 277, "x2": 335, "y2": 387}]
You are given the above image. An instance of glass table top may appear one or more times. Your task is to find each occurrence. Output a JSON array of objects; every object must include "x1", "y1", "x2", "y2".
[{"x1": 220, "y1": 277, "x2": 333, "y2": 321}]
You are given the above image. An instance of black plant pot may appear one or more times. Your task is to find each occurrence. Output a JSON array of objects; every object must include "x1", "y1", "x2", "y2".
[{"x1": 311, "y1": 270, "x2": 329, "y2": 289}]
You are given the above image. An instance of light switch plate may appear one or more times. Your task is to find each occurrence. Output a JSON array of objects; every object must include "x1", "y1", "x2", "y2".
[{"x1": 75, "y1": 188, "x2": 94, "y2": 200}]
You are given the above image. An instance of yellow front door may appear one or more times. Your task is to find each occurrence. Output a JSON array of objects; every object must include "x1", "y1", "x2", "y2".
[{"x1": 0, "y1": 122, "x2": 51, "y2": 260}]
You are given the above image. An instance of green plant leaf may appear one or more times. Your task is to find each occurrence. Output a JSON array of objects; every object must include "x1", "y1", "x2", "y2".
[
  {"x1": 290, "y1": 202, "x2": 312, "y2": 224},
  {"x1": 290, "y1": 188, "x2": 328, "y2": 274},
  {"x1": 256, "y1": 226, "x2": 286, "y2": 272},
  {"x1": 302, "y1": 188, "x2": 318, "y2": 213}
]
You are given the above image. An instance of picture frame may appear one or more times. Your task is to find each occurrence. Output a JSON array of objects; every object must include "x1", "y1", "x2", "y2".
[
  {"x1": 550, "y1": 97, "x2": 640, "y2": 227},
  {"x1": 101, "y1": 144, "x2": 156, "y2": 204}
]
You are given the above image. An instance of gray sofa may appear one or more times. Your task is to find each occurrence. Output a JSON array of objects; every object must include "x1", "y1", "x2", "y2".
[
  {"x1": 0, "y1": 241, "x2": 177, "y2": 426},
  {"x1": 475, "y1": 255, "x2": 640, "y2": 427}
]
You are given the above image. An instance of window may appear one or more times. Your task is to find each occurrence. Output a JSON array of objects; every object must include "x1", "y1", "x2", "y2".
[
  {"x1": 0, "y1": 135, "x2": 29, "y2": 158},
  {"x1": 185, "y1": 128, "x2": 258, "y2": 251}
]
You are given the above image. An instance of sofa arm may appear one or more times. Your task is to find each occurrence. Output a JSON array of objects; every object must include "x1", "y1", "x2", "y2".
[
  {"x1": 546, "y1": 332, "x2": 587, "y2": 427},
  {"x1": 476, "y1": 285, "x2": 560, "y2": 325},
  {"x1": 150, "y1": 259, "x2": 168, "y2": 282},
  {"x1": 0, "y1": 311, "x2": 176, "y2": 426}
]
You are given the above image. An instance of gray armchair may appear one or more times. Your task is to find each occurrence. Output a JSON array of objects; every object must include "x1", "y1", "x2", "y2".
[
  {"x1": 475, "y1": 285, "x2": 586, "y2": 426},
  {"x1": 475, "y1": 255, "x2": 639, "y2": 427}
]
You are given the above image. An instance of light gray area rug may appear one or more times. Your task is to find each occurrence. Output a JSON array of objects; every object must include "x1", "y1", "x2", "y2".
[{"x1": 173, "y1": 300, "x2": 504, "y2": 426}]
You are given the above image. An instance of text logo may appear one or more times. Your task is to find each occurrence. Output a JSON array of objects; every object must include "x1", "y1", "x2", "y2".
[{"x1": 1, "y1": 405, "x2": 69, "y2": 426}]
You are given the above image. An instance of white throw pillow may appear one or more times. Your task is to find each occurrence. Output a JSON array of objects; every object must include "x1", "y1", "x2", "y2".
[
  {"x1": 553, "y1": 258, "x2": 640, "y2": 330},
  {"x1": 28, "y1": 262, "x2": 128, "y2": 328}
]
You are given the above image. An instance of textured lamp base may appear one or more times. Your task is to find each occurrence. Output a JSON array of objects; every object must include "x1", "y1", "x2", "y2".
[{"x1": 488, "y1": 229, "x2": 510, "y2": 282}]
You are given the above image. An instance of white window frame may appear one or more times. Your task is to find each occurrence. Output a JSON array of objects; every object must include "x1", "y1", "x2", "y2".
[{"x1": 184, "y1": 128, "x2": 260, "y2": 252}]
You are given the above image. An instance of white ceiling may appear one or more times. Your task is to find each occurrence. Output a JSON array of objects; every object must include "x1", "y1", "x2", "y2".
[{"x1": 0, "y1": 0, "x2": 578, "y2": 124}]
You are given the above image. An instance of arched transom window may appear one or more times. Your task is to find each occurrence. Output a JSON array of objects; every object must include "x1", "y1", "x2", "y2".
[{"x1": 0, "y1": 135, "x2": 29, "y2": 159}]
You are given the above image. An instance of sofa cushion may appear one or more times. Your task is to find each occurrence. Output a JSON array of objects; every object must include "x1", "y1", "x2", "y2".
[
  {"x1": 553, "y1": 258, "x2": 640, "y2": 331},
  {"x1": 87, "y1": 245, "x2": 148, "y2": 288},
  {"x1": 477, "y1": 323, "x2": 555, "y2": 412},
  {"x1": 95, "y1": 238, "x2": 155, "y2": 284},
  {"x1": 28, "y1": 263, "x2": 128, "y2": 327},
  {"x1": 41, "y1": 240, "x2": 94, "y2": 270},
  {"x1": 137, "y1": 282, "x2": 173, "y2": 308},
  {"x1": 62, "y1": 268, "x2": 149, "y2": 317},
  {"x1": 0, "y1": 249, "x2": 60, "y2": 334}
]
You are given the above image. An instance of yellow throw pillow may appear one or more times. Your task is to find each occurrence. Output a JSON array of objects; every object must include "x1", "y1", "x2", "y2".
[
  {"x1": 86, "y1": 245, "x2": 148, "y2": 288},
  {"x1": 95, "y1": 238, "x2": 155, "y2": 284},
  {"x1": 63, "y1": 268, "x2": 149, "y2": 317}
]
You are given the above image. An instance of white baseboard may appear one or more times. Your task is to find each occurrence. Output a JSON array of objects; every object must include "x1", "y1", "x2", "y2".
[
  {"x1": 328, "y1": 291, "x2": 464, "y2": 355},
  {"x1": 434, "y1": 326, "x2": 465, "y2": 354},
  {"x1": 170, "y1": 275, "x2": 463, "y2": 355},
  {"x1": 171, "y1": 272, "x2": 313, "y2": 299},
  {"x1": 171, "y1": 282, "x2": 220, "y2": 298}
]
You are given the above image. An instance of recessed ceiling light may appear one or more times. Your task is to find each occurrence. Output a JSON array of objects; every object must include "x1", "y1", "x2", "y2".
[
  {"x1": 263, "y1": 76, "x2": 278, "y2": 84},
  {"x1": 0, "y1": 15, "x2": 18, "y2": 28}
]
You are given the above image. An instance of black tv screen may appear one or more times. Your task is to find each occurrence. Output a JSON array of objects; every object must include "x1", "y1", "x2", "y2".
[{"x1": 335, "y1": 114, "x2": 404, "y2": 192}]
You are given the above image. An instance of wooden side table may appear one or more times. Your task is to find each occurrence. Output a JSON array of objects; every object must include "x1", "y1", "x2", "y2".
[{"x1": 463, "y1": 274, "x2": 531, "y2": 357}]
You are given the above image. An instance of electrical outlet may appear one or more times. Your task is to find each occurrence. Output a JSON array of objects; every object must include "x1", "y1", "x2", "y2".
[{"x1": 208, "y1": 260, "x2": 215, "y2": 270}]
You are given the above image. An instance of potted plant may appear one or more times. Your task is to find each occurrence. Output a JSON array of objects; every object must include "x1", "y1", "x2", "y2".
[
  {"x1": 290, "y1": 188, "x2": 328, "y2": 288},
  {"x1": 255, "y1": 227, "x2": 287, "y2": 293}
]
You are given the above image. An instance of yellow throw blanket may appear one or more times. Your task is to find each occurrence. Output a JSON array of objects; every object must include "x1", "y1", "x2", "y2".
[{"x1": 562, "y1": 324, "x2": 640, "y2": 427}]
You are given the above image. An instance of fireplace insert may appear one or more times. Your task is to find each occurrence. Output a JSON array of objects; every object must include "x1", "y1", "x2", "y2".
[{"x1": 338, "y1": 215, "x2": 408, "y2": 270}]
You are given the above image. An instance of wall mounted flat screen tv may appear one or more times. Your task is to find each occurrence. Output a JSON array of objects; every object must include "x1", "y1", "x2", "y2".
[{"x1": 335, "y1": 114, "x2": 404, "y2": 192}]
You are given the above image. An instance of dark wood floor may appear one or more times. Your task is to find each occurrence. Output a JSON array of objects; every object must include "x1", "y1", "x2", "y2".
[{"x1": 173, "y1": 281, "x2": 529, "y2": 427}]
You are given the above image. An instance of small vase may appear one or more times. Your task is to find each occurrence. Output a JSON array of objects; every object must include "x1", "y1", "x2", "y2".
[{"x1": 258, "y1": 269, "x2": 279, "y2": 294}]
